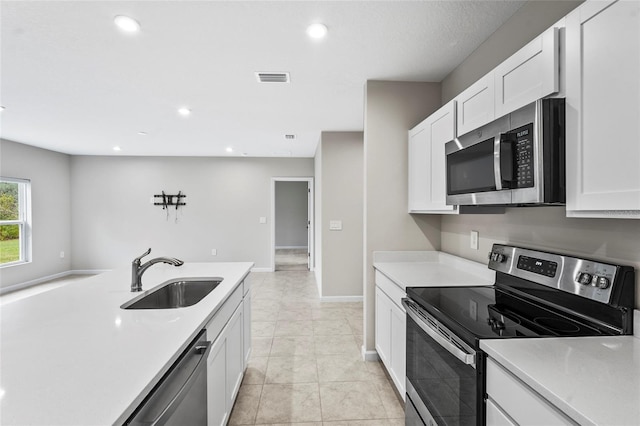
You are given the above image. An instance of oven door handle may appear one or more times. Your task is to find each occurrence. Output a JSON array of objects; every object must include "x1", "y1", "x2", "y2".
[{"x1": 402, "y1": 298, "x2": 476, "y2": 367}]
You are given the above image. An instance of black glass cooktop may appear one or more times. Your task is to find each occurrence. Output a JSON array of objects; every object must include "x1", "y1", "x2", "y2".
[{"x1": 406, "y1": 285, "x2": 612, "y2": 346}]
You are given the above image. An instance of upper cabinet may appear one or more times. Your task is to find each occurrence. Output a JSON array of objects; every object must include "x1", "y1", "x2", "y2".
[
  {"x1": 494, "y1": 27, "x2": 559, "y2": 118},
  {"x1": 455, "y1": 73, "x2": 495, "y2": 137},
  {"x1": 408, "y1": 100, "x2": 458, "y2": 214},
  {"x1": 455, "y1": 27, "x2": 560, "y2": 137},
  {"x1": 565, "y1": 0, "x2": 640, "y2": 219}
]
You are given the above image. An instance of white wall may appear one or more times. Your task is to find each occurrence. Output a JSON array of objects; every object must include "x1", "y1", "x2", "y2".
[
  {"x1": 363, "y1": 81, "x2": 442, "y2": 353},
  {"x1": 275, "y1": 181, "x2": 308, "y2": 248},
  {"x1": 0, "y1": 139, "x2": 71, "y2": 290},
  {"x1": 70, "y1": 155, "x2": 313, "y2": 270},
  {"x1": 317, "y1": 131, "x2": 363, "y2": 299},
  {"x1": 439, "y1": 0, "x2": 640, "y2": 309}
]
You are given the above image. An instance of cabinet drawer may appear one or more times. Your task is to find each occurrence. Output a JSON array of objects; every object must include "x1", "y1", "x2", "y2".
[
  {"x1": 486, "y1": 358, "x2": 576, "y2": 425},
  {"x1": 374, "y1": 270, "x2": 406, "y2": 309},
  {"x1": 206, "y1": 284, "x2": 243, "y2": 342}
]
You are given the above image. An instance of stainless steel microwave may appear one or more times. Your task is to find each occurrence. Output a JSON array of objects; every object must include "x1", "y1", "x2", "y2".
[{"x1": 445, "y1": 98, "x2": 565, "y2": 206}]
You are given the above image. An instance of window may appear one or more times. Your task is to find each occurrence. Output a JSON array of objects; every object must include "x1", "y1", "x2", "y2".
[{"x1": 0, "y1": 178, "x2": 31, "y2": 266}]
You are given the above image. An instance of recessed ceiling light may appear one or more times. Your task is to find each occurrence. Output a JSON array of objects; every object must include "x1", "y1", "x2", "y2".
[
  {"x1": 178, "y1": 107, "x2": 191, "y2": 116},
  {"x1": 0, "y1": 106, "x2": 5, "y2": 111},
  {"x1": 241, "y1": 153, "x2": 248, "y2": 157},
  {"x1": 138, "y1": 131, "x2": 148, "y2": 136},
  {"x1": 307, "y1": 23, "x2": 328, "y2": 39},
  {"x1": 226, "y1": 147, "x2": 234, "y2": 153},
  {"x1": 113, "y1": 146, "x2": 122, "y2": 151},
  {"x1": 114, "y1": 15, "x2": 141, "y2": 33}
]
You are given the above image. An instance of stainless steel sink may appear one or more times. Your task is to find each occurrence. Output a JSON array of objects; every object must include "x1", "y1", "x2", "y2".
[{"x1": 121, "y1": 277, "x2": 223, "y2": 309}]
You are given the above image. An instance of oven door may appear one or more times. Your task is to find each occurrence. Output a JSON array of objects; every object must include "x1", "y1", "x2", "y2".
[{"x1": 403, "y1": 298, "x2": 483, "y2": 426}]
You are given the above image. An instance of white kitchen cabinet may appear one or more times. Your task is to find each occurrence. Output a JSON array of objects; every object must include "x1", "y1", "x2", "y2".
[
  {"x1": 408, "y1": 100, "x2": 458, "y2": 214},
  {"x1": 226, "y1": 305, "x2": 244, "y2": 408},
  {"x1": 206, "y1": 283, "x2": 247, "y2": 426},
  {"x1": 565, "y1": 0, "x2": 640, "y2": 219},
  {"x1": 374, "y1": 271, "x2": 406, "y2": 398},
  {"x1": 243, "y1": 287, "x2": 252, "y2": 367},
  {"x1": 207, "y1": 334, "x2": 228, "y2": 426},
  {"x1": 455, "y1": 72, "x2": 495, "y2": 136},
  {"x1": 485, "y1": 358, "x2": 578, "y2": 425},
  {"x1": 494, "y1": 27, "x2": 559, "y2": 117}
]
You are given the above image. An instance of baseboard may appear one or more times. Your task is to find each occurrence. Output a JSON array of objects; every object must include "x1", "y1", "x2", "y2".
[
  {"x1": 0, "y1": 270, "x2": 107, "y2": 295},
  {"x1": 320, "y1": 295, "x2": 364, "y2": 303},
  {"x1": 362, "y1": 347, "x2": 380, "y2": 362},
  {"x1": 251, "y1": 267, "x2": 273, "y2": 273}
]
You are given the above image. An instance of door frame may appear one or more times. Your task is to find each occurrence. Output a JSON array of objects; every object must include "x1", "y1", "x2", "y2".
[{"x1": 271, "y1": 177, "x2": 314, "y2": 272}]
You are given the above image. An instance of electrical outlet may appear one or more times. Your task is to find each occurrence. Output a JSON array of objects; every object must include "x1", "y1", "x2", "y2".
[
  {"x1": 59, "y1": 251, "x2": 65, "y2": 259},
  {"x1": 470, "y1": 230, "x2": 479, "y2": 250},
  {"x1": 469, "y1": 300, "x2": 478, "y2": 321},
  {"x1": 211, "y1": 249, "x2": 217, "y2": 256},
  {"x1": 259, "y1": 217, "x2": 267, "y2": 224}
]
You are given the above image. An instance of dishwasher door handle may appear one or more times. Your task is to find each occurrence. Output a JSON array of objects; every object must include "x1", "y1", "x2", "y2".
[{"x1": 149, "y1": 341, "x2": 212, "y2": 426}]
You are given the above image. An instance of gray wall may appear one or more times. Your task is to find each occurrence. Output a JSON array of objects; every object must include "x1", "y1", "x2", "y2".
[
  {"x1": 275, "y1": 181, "x2": 308, "y2": 248},
  {"x1": 70, "y1": 156, "x2": 313, "y2": 270},
  {"x1": 0, "y1": 139, "x2": 71, "y2": 289},
  {"x1": 363, "y1": 81, "x2": 442, "y2": 353},
  {"x1": 317, "y1": 131, "x2": 364, "y2": 299},
  {"x1": 440, "y1": 0, "x2": 640, "y2": 309}
]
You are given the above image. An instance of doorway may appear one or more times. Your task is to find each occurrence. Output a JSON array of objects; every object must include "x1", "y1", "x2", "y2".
[{"x1": 271, "y1": 177, "x2": 314, "y2": 272}]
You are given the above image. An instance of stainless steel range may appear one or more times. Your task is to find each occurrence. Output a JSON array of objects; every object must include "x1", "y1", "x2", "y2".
[{"x1": 403, "y1": 244, "x2": 636, "y2": 426}]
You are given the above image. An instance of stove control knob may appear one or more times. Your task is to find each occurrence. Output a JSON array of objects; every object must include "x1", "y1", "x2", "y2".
[
  {"x1": 596, "y1": 276, "x2": 610, "y2": 289},
  {"x1": 578, "y1": 273, "x2": 593, "y2": 285},
  {"x1": 489, "y1": 252, "x2": 507, "y2": 263}
]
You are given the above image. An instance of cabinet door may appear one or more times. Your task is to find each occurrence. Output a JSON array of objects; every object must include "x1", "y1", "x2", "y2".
[
  {"x1": 207, "y1": 336, "x2": 228, "y2": 426},
  {"x1": 456, "y1": 72, "x2": 495, "y2": 136},
  {"x1": 226, "y1": 305, "x2": 244, "y2": 408},
  {"x1": 408, "y1": 100, "x2": 458, "y2": 214},
  {"x1": 408, "y1": 125, "x2": 430, "y2": 212},
  {"x1": 374, "y1": 287, "x2": 391, "y2": 366},
  {"x1": 389, "y1": 302, "x2": 406, "y2": 398},
  {"x1": 486, "y1": 398, "x2": 517, "y2": 426},
  {"x1": 429, "y1": 101, "x2": 457, "y2": 214},
  {"x1": 494, "y1": 27, "x2": 559, "y2": 117},
  {"x1": 565, "y1": 0, "x2": 640, "y2": 218},
  {"x1": 243, "y1": 289, "x2": 252, "y2": 367}
]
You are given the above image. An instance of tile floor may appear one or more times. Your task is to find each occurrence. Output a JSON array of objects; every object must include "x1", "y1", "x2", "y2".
[
  {"x1": 233, "y1": 270, "x2": 404, "y2": 425},
  {"x1": 275, "y1": 248, "x2": 309, "y2": 271}
]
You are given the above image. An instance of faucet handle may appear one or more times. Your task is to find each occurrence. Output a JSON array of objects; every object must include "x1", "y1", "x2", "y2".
[{"x1": 134, "y1": 248, "x2": 152, "y2": 263}]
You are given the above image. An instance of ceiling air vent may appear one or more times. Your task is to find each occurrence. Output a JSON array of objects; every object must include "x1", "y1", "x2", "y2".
[
  {"x1": 255, "y1": 72, "x2": 290, "y2": 83},
  {"x1": 285, "y1": 134, "x2": 296, "y2": 140}
]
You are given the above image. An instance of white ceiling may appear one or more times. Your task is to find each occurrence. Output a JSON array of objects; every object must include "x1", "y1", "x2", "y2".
[{"x1": 0, "y1": 1, "x2": 525, "y2": 158}]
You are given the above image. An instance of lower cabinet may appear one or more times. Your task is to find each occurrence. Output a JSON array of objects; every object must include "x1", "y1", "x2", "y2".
[
  {"x1": 206, "y1": 281, "x2": 251, "y2": 426},
  {"x1": 485, "y1": 358, "x2": 577, "y2": 425},
  {"x1": 374, "y1": 274, "x2": 406, "y2": 398}
]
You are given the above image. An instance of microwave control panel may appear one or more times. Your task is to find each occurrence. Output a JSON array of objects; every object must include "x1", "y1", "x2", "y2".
[{"x1": 513, "y1": 123, "x2": 534, "y2": 188}]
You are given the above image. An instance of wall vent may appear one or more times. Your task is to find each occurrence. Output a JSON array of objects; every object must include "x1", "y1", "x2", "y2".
[{"x1": 255, "y1": 72, "x2": 290, "y2": 83}]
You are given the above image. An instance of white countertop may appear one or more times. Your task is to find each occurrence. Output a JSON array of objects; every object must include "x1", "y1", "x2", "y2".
[
  {"x1": 0, "y1": 262, "x2": 253, "y2": 426},
  {"x1": 373, "y1": 251, "x2": 495, "y2": 290},
  {"x1": 481, "y1": 335, "x2": 640, "y2": 426}
]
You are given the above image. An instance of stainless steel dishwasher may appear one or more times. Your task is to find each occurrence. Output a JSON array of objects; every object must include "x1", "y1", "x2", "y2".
[{"x1": 126, "y1": 330, "x2": 211, "y2": 426}]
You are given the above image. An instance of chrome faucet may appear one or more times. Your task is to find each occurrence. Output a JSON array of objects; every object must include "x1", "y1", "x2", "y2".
[{"x1": 131, "y1": 248, "x2": 184, "y2": 292}]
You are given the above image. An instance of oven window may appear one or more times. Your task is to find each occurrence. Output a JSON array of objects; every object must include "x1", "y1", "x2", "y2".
[
  {"x1": 406, "y1": 314, "x2": 478, "y2": 426},
  {"x1": 447, "y1": 138, "x2": 496, "y2": 195}
]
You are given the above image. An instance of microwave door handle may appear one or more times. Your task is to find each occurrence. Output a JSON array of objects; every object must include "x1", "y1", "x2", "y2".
[
  {"x1": 402, "y1": 299, "x2": 476, "y2": 367},
  {"x1": 493, "y1": 135, "x2": 502, "y2": 190}
]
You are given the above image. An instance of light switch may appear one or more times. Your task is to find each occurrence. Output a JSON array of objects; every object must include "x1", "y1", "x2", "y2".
[
  {"x1": 259, "y1": 217, "x2": 267, "y2": 224},
  {"x1": 329, "y1": 220, "x2": 342, "y2": 231}
]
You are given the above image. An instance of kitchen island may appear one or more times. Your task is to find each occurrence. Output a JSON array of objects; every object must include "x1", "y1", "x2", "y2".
[{"x1": 0, "y1": 262, "x2": 253, "y2": 425}]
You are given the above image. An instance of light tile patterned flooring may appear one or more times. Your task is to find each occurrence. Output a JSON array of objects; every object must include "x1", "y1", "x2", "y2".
[{"x1": 233, "y1": 270, "x2": 404, "y2": 425}]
